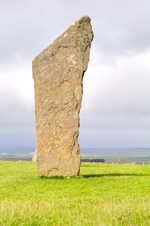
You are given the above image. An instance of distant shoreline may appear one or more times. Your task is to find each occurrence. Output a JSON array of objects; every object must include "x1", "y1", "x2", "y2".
[
  {"x1": 1, "y1": 155, "x2": 150, "y2": 165},
  {"x1": 0, "y1": 147, "x2": 150, "y2": 158}
]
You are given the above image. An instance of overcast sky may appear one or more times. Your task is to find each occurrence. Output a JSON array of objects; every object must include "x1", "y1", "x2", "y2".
[{"x1": 0, "y1": 0, "x2": 150, "y2": 151}]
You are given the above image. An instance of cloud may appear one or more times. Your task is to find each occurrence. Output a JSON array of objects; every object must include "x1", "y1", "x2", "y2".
[
  {"x1": 0, "y1": 0, "x2": 150, "y2": 149},
  {"x1": 79, "y1": 50, "x2": 150, "y2": 147},
  {"x1": 82, "y1": 50, "x2": 150, "y2": 116},
  {"x1": 1, "y1": 0, "x2": 150, "y2": 62}
]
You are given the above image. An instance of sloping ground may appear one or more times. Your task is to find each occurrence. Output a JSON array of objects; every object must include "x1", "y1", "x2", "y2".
[{"x1": 0, "y1": 162, "x2": 150, "y2": 225}]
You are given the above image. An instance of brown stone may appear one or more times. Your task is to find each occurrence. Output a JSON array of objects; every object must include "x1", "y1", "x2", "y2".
[{"x1": 32, "y1": 16, "x2": 93, "y2": 176}]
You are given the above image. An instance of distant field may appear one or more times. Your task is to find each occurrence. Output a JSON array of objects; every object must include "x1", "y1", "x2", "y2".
[
  {"x1": 104, "y1": 156, "x2": 150, "y2": 164},
  {"x1": 1, "y1": 155, "x2": 150, "y2": 164},
  {"x1": 82, "y1": 156, "x2": 150, "y2": 164},
  {"x1": 0, "y1": 162, "x2": 150, "y2": 225}
]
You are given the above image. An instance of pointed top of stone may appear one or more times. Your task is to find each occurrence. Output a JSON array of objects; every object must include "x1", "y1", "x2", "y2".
[
  {"x1": 33, "y1": 16, "x2": 93, "y2": 67},
  {"x1": 75, "y1": 16, "x2": 91, "y2": 24}
]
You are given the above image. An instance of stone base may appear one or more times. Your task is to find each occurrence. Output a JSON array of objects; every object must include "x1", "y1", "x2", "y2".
[{"x1": 37, "y1": 153, "x2": 81, "y2": 176}]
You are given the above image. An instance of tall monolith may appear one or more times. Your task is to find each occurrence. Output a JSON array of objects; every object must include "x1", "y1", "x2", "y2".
[{"x1": 33, "y1": 16, "x2": 93, "y2": 176}]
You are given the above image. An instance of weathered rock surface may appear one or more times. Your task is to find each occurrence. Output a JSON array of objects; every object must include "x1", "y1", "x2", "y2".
[{"x1": 32, "y1": 16, "x2": 93, "y2": 176}]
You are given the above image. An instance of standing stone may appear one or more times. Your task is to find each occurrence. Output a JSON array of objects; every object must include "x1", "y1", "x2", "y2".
[{"x1": 32, "y1": 16, "x2": 93, "y2": 176}]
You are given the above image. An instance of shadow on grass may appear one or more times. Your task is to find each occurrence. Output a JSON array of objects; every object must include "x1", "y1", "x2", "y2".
[
  {"x1": 82, "y1": 173, "x2": 150, "y2": 178},
  {"x1": 39, "y1": 176, "x2": 65, "y2": 180},
  {"x1": 38, "y1": 173, "x2": 150, "y2": 180}
]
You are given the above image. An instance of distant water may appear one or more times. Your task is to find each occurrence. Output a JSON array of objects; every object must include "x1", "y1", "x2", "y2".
[
  {"x1": 0, "y1": 147, "x2": 150, "y2": 157},
  {"x1": 0, "y1": 148, "x2": 34, "y2": 156}
]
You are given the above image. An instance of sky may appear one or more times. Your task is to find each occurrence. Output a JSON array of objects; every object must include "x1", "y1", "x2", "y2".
[{"x1": 0, "y1": 0, "x2": 150, "y2": 150}]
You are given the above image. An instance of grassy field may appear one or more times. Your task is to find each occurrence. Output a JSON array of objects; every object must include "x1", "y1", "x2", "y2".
[{"x1": 0, "y1": 162, "x2": 150, "y2": 225}]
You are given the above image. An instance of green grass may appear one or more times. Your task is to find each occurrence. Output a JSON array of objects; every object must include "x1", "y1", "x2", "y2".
[{"x1": 0, "y1": 162, "x2": 150, "y2": 225}]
